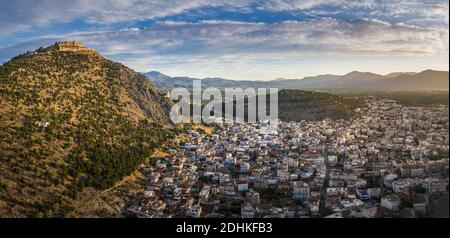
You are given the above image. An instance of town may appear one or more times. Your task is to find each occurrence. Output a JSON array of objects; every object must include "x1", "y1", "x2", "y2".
[{"x1": 127, "y1": 99, "x2": 449, "y2": 218}]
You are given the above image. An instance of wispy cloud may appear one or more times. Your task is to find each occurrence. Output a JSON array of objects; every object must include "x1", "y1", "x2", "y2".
[
  {"x1": 0, "y1": 0, "x2": 448, "y2": 79},
  {"x1": 1, "y1": 0, "x2": 447, "y2": 35},
  {"x1": 0, "y1": 0, "x2": 254, "y2": 36}
]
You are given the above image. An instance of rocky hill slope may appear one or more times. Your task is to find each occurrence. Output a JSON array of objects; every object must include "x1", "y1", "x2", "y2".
[{"x1": 0, "y1": 42, "x2": 173, "y2": 217}]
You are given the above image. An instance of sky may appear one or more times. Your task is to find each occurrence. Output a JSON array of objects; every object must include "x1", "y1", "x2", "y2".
[{"x1": 0, "y1": 0, "x2": 448, "y2": 80}]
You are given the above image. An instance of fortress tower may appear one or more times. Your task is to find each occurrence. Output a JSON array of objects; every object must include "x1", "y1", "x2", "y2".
[{"x1": 46, "y1": 41, "x2": 96, "y2": 54}]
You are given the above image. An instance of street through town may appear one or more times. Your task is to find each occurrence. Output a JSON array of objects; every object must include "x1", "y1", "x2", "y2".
[{"x1": 319, "y1": 140, "x2": 331, "y2": 218}]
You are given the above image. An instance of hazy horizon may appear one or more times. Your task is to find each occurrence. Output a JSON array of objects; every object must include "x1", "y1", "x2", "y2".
[{"x1": 144, "y1": 68, "x2": 449, "y2": 82}]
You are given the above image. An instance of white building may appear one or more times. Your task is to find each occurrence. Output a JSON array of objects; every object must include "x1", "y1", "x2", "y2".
[
  {"x1": 392, "y1": 179, "x2": 411, "y2": 193},
  {"x1": 186, "y1": 204, "x2": 202, "y2": 218},
  {"x1": 246, "y1": 189, "x2": 261, "y2": 205},
  {"x1": 381, "y1": 195, "x2": 400, "y2": 211},
  {"x1": 293, "y1": 182, "x2": 310, "y2": 200},
  {"x1": 199, "y1": 185, "x2": 211, "y2": 201},
  {"x1": 238, "y1": 181, "x2": 249, "y2": 192},
  {"x1": 240, "y1": 162, "x2": 250, "y2": 173},
  {"x1": 241, "y1": 203, "x2": 255, "y2": 218}
]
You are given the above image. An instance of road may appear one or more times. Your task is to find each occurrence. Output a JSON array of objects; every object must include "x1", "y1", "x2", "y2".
[{"x1": 319, "y1": 141, "x2": 331, "y2": 218}]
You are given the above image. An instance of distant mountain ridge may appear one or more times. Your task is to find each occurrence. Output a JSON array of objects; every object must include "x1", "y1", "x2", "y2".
[{"x1": 144, "y1": 70, "x2": 448, "y2": 91}]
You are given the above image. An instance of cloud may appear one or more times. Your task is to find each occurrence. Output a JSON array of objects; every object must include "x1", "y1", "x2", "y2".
[
  {"x1": 258, "y1": 0, "x2": 449, "y2": 27},
  {"x1": 257, "y1": 0, "x2": 344, "y2": 11},
  {"x1": 0, "y1": 1, "x2": 447, "y2": 79},
  {"x1": 1, "y1": 0, "x2": 448, "y2": 36},
  {"x1": 96, "y1": 19, "x2": 449, "y2": 57},
  {"x1": 3, "y1": 18, "x2": 445, "y2": 72},
  {"x1": 0, "y1": 0, "x2": 253, "y2": 36}
]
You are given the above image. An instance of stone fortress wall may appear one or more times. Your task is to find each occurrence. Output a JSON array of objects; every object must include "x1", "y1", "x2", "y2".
[{"x1": 46, "y1": 41, "x2": 96, "y2": 54}]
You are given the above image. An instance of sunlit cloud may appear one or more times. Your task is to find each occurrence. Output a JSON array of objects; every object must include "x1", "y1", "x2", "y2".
[{"x1": 0, "y1": 0, "x2": 448, "y2": 79}]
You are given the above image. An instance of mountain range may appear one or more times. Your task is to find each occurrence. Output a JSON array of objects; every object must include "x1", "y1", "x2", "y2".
[{"x1": 145, "y1": 70, "x2": 449, "y2": 91}]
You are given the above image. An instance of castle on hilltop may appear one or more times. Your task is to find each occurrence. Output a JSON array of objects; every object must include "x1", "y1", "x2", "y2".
[{"x1": 46, "y1": 41, "x2": 96, "y2": 54}]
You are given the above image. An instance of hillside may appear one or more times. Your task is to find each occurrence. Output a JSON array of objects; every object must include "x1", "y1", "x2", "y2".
[
  {"x1": 277, "y1": 90, "x2": 365, "y2": 121},
  {"x1": 0, "y1": 42, "x2": 174, "y2": 217},
  {"x1": 201, "y1": 89, "x2": 366, "y2": 122},
  {"x1": 333, "y1": 90, "x2": 449, "y2": 107}
]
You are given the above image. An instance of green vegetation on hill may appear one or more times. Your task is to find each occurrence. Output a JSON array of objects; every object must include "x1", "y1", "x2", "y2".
[
  {"x1": 277, "y1": 90, "x2": 366, "y2": 121},
  {"x1": 372, "y1": 91, "x2": 449, "y2": 107},
  {"x1": 0, "y1": 45, "x2": 173, "y2": 217},
  {"x1": 190, "y1": 89, "x2": 365, "y2": 122},
  {"x1": 192, "y1": 89, "x2": 365, "y2": 122},
  {"x1": 325, "y1": 90, "x2": 449, "y2": 107}
]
